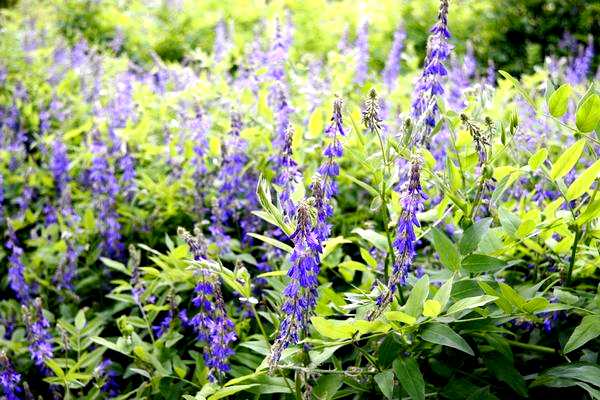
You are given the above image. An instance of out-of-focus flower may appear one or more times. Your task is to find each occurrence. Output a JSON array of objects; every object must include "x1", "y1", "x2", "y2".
[
  {"x1": 383, "y1": 25, "x2": 406, "y2": 91},
  {"x1": 6, "y1": 223, "x2": 30, "y2": 302},
  {"x1": 0, "y1": 352, "x2": 21, "y2": 400},
  {"x1": 354, "y1": 20, "x2": 369, "y2": 85}
]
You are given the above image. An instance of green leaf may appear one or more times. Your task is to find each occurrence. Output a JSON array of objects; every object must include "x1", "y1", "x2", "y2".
[
  {"x1": 74, "y1": 309, "x2": 86, "y2": 331},
  {"x1": 311, "y1": 317, "x2": 389, "y2": 339},
  {"x1": 404, "y1": 275, "x2": 430, "y2": 318},
  {"x1": 393, "y1": 357, "x2": 425, "y2": 400},
  {"x1": 431, "y1": 228, "x2": 460, "y2": 271},
  {"x1": 384, "y1": 311, "x2": 417, "y2": 325},
  {"x1": 528, "y1": 148, "x2": 548, "y2": 170},
  {"x1": 566, "y1": 159, "x2": 600, "y2": 201},
  {"x1": 433, "y1": 276, "x2": 453, "y2": 310},
  {"x1": 548, "y1": 84, "x2": 572, "y2": 118},
  {"x1": 499, "y1": 70, "x2": 535, "y2": 108},
  {"x1": 522, "y1": 297, "x2": 550, "y2": 313},
  {"x1": 208, "y1": 385, "x2": 260, "y2": 400},
  {"x1": 498, "y1": 207, "x2": 520, "y2": 237},
  {"x1": 100, "y1": 258, "x2": 129, "y2": 276},
  {"x1": 352, "y1": 228, "x2": 388, "y2": 252},
  {"x1": 420, "y1": 323, "x2": 474, "y2": 355},
  {"x1": 462, "y1": 254, "x2": 507, "y2": 273},
  {"x1": 576, "y1": 94, "x2": 600, "y2": 132},
  {"x1": 446, "y1": 295, "x2": 498, "y2": 315},
  {"x1": 374, "y1": 370, "x2": 395, "y2": 400},
  {"x1": 484, "y1": 354, "x2": 528, "y2": 397},
  {"x1": 90, "y1": 336, "x2": 129, "y2": 355},
  {"x1": 459, "y1": 218, "x2": 491, "y2": 255},
  {"x1": 539, "y1": 363, "x2": 600, "y2": 388},
  {"x1": 550, "y1": 139, "x2": 586, "y2": 180},
  {"x1": 246, "y1": 233, "x2": 292, "y2": 253},
  {"x1": 378, "y1": 334, "x2": 403, "y2": 367},
  {"x1": 564, "y1": 315, "x2": 600, "y2": 353},
  {"x1": 313, "y1": 375, "x2": 342, "y2": 400},
  {"x1": 423, "y1": 299, "x2": 442, "y2": 318}
]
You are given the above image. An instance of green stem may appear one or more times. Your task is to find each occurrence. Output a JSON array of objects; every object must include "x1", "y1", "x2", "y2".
[
  {"x1": 566, "y1": 227, "x2": 582, "y2": 286},
  {"x1": 505, "y1": 339, "x2": 557, "y2": 354}
]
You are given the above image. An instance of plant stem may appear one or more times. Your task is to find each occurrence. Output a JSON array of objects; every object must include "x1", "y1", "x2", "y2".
[
  {"x1": 505, "y1": 339, "x2": 557, "y2": 354},
  {"x1": 566, "y1": 227, "x2": 582, "y2": 286}
]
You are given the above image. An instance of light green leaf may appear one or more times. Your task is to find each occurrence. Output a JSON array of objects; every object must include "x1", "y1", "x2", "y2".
[
  {"x1": 576, "y1": 94, "x2": 600, "y2": 132},
  {"x1": 423, "y1": 299, "x2": 442, "y2": 318},
  {"x1": 433, "y1": 276, "x2": 453, "y2": 310},
  {"x1": 566, "y1": 159, "x2": 600, "y2": 201},
  {"x1": 404, "y1": 275, "x2": 430, "y2": 317},
  {"x1": 384, "y1": 311, "x2": 417, "y2": 325},
  {"x1": 499, "y1": 70, "x2": 535, "y2": 108},
  {"x1": 446, "y1": 295, "x2": 498, "y2": 315},
  {"x1": 564, "y1": 315, "x2": 600, "y2": 353},
  {"x1": 548, "y1": 84, "x2": 572, "y2": 118},
  {"x1": 322, "y1": 236, "x2": 351, "y2": 259},
  {"x1": 523, "y1": 297, "x2": 550, "y2": 313},
  {"x1": 550, "y1": 139, "x2": 585, "y2": 180},
  {"x1": 352, "y1": 228, "x2": 388, "y2": 252},
  {"x1": 208, "y1": 385, "x2": 260, "y2": 400},
  {"x1": 528, "y1": 148, "x2": 548, "y2": 170},
  {"x1": 498, "y1": 207, "x2": 521, "y2": 237},
  {"x1": 246, "y1": 233, "x2": 292, "y2": 253}
]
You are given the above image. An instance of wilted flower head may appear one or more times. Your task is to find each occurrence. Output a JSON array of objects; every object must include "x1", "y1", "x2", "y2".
[{"x1": 362, "y1": 88, "x2": 382, "y2": 133}]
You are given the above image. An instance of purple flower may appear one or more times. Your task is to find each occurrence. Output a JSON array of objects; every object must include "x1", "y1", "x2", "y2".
[
  {"x1": 383, "y1": 25, "x2": 406, "y2": 90},
  {"x1": 23, "y1": 298, "x2": 53, "y2": 371},
  {"x1": 410, "y1": 0, "x2": 451, "y2": 145},
  {"x1": 0, "y1": 352, "x2": 21, "y2": 400},
  {"x1": 486, "y1": 59, "x2": 496, "y2": 87},
  {"x1": 51, "y1": 137, "x2": 69, "y2": 195},
  {"x1": 178, "y1": 228, "x2": 236, "y2": 382},
  {"x1": 95, "y1": 359, "x2": 119, "y2": 398},
  {"x1": 370, "y1": 156, "x2": 426, "y2": 319},
  {"x1": 213, "y1": 19, "x2": 232, "y2": 63},
  {"x1": 268, "y1": 203, "x2": 322, "y2": 370},
  {"x1": 566, "y1": 35, "x2": 594, "y2": 85},
  {"x1": 354, "y1": 20, "x2": 369, "y2": 85},
  {"x1": 5, "y1": 224, "x2": 30, "y2": 302},
  {"x1": 273, "y1": 125, "x2": 301, "y2": 218}
]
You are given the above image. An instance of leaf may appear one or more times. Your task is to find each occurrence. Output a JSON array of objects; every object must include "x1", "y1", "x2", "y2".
[
  {"x1": 246, "y1": 233, "x2": 292, "y2": 253},
  {"x1": 564, "y1": 315, "x2": 600, "y2": 353},
  {"x1": 322, "y1": 236, "x2": 351, "y2": 259},
  {"x1": 548, "y1": 84, "x2": 572, "y2": 118},
  {"x1": 462, "y1": 254, "x2": 507, "y2": 274},
  {"x1": 352, "y1": 228, "x2": 388, "y2": 252},
  {"x1": 499, "y1": 70, "x2": 535, "y2": 108},
  {"x1": 208, "y1": 385, "x2": 260, "y2": 400},
  {"x1": 498, "y1": 207, "x2": 520, "y2": 237},
  {"x1": 459, "y1": 218, "x2": 491, "y2": 255},
  {"x1": 433, "y1": 276, "x2": 453, "y2": 310},
  {"x1": 378, "y1": 334, "x2": 403, "y2": 367},
  {"x1": 484, "y1": 354, "x2": 528, "y2": 397},
  {"x1": 549, "y1": 139, "x2": 585, "y2": 180},
  {"x1": 420, "y1": 323, "x2": 474, "y2": 355},
  {"x1": 311, "y1": 317, "x2": 389, "y2": 339},
  {"x1": 423, "y1": 299, "x2": 442, "y2": 318},
  {"x1": 393, "y1": 357, "x2": 425, "y2": 400},
  {"x1": 566, "y1": 159, "x2": 600, "y2": 201},
  {"x1": 431, "y1": 228, "x2": 460, "y2": 271},
  {"x1": 539, "y1": 363, "x2": 600, "y2": 388},
  {"x1": 308, "y1": 107, "x2": 324, "y2": 138},
  {"x1": 404, "y1": 275, "x2": 430, "y2": 318},
  {"x1": 374, "y1": 370, "x2": 395, "y2": 400},
  {"x1": 446, "y1": 295, "x2": 498, "y2": 315},
  {"x1": 576, "y1": 94, "x2": 600, "y2": 132},
  {"x1": 528, "y1": 148, "x2": 548, "y2": 170},
  {"x1": 74, "y1": 309, "x2": 86, "y2": 331},
  {"x1": 90, "y1": 336, "x2": 129, "y2": 355},
  {"x1": 313, "y1": 375, "x2": 342, "y2": 400},
  {"x1": 384, "y1": 311, "x2": 417, "y2": 325},
  {"x1": 100, "y1": 258, "x2": 129, "y2": 276},
  {"x1": 522, "y1": 297, "x2": 550, "y2": 313}
]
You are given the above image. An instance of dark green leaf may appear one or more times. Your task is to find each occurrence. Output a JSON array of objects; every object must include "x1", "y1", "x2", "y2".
[
  {"x1": 404, "y1": 275, "x2": 430, "y2": 318},
  {"x1": 393, "y1": 357, "x2": 425, "y2": 400},
  {"x1": 462, "y1": 254, "x2": 507, "y2": 273},
  {"x1": 420, "y1": 323, "x2": 474, "y2": 355},
  {"x1": 564, "y1": 315, "x2": 600, "y2": 353},
  {"x1": 459, "y1": 218, "x2": 491, "y2": 255},
  {"x1": 431, "y1": 228, "x2": 460, "y2": 271},
  {"x1": 374, "y1": 370, "x2": 395, "y2": 400},
  {"x1": 484, "y1": 353, "x2": 528, "y2": 397}
]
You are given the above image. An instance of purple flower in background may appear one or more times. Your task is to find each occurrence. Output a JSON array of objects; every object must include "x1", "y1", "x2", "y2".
[
  {"x1": 268, "y1": 203, "x2": 322, "y2": 370},
  {"x1": 446, "y1": 41, "x2": 476, "y2": 111},
  {"x1": 273, "y1": 125, "x2": 301, "y2": 218},
  {"x1": 95, "y1": 359, "x2": 119, "y2": 398},
  {"x1": 6, "y1": 224, "x2": 30, "y2": 302},
  {"x1": 338, "y1": 25, "x2": 351, "y2": 54},
  {"x1": 566, "y1": 35, "x2": 594, "y2": 85},
  {"x1": 188, "y1": 106, "x2": 210, "y2": 216},
  {"x1": 178, "y1": 228, "x2": 236, "y2": 382},
  {"x1": 370, "y1": 155, "x2": 426, "y2": 319},
  {"x1": 89, "y1": 134, "x2": 123, "y2": 258},
  {"x1": 0, "y1": 172, "x2": 4, "y2": 226},
  {"x1": 383, "y1": 25, "x2": 406, "y2": 91},
  {"x1": 213, "y1": 19, "x2": 231, "y2": 63},
  {"x1": 410, "y1": 0, "x2": 451, "y2": 145},
  {"x1": 23, "y1": 298, "x2": 53, "y2": 371},
  {"x1": 51, "y1": 137, "x2": 69, "y2": 195},
  {"x1": 354, "y1": 20, "x2": 369, "y2": 85},
  {"x1": 0, "y1": 352, "x2": 21, "y2": 400},
  {"x1": 486, "y1": 59, "x2": 496, "y2": 86}
]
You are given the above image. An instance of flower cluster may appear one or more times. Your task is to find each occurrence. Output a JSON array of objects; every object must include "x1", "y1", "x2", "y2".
[
  {"x1": 383, "y1": 25, "x2": 406, "y2": 91},
  {"x1": 268, "y1": 202, "x2": 321, "y2": 370},
  {"x1": 0, "y1": 352, "x2": 21, "y2": 400},
  {"x1": 410, "y1": 0, "x2": 451, "y2": 145},
  {"x1": 354, "y1": 20, "x2": 369, "y2": 85},
  {"x1": 273, "y1": 124, "x2": 301, "y2": 218},
  {"x1": 6, "y1": 223, "x2": 30, "y2": 302},
  {"x1": 370, "y1": 155, "x2": 426, "y2": 319},
  {"x1": 566, "y1": 35, "x2": 594, "y2": 85},
  {"x1": 23, "y1": 298, "x2": 53, "y2": 371},
  {"x1": 178, "y1": 227, "x2": 236, "y2": 382}
]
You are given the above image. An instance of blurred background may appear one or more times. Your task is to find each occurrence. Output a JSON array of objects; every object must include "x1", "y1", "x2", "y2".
[{"x1": 1, "y1": 0, "x2": 598, "y2": 75}]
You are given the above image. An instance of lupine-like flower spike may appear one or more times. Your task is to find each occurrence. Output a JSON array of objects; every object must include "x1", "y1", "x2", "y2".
[
  {"x1": 383, "y1": 25, "x2": 406, "y2": 91},
  {"x1": 23, "y1": 298, "x2": 53, "y2": 371},
  {"x1": 274, "y1": 124, "x2": 301, "y2": 218},
  {"x1": 369, "y1": 155, "x2": 426, "y2": 320},
  {"x1": 410, "y1": 0, "x2": 451, "y2": 146},
  {"x1": 0, "y1": 352, "x2": 21, "y2": 400},
  {"x1": 354, "y1": 20, "x2": 369, "y2": 85},
  {"x1": 319, "y1": 96, "x2": 346, "y2": 200},
  {"x1": 129, "y1": 245, "x2": 144, "y2": 304},
  {"x1": 268, "y1": 202, "x2": 321, "y2": 371},
  {"x1": 6, "y1": 222, "x2": 30, "y2": 302},
  {"x1": 178, "y1": 227, "x2": 236, "y2": 382},
  {"x1": 566, "y1": 35, "x2": 594, "y2": 85}
]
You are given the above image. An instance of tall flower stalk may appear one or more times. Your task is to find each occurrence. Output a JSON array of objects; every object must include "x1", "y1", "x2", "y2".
[
  {"x1": 273, "y1": 124, "x2": 301, "y2": 219},
  {"x1": 0, "y1": 352, "x2": 21, "y2": 400},
  {"x1": 383, "y1": 25, "x2": 406, "y2": 91}
]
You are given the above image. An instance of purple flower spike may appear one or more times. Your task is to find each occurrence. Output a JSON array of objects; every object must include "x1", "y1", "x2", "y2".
[
  {"x1": 0, "y1": 352, "x2": 21, "y2": 400},
  {"x1": 383, "y1": 25, "x2": 406, "y2": 91}
]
